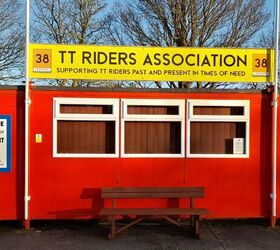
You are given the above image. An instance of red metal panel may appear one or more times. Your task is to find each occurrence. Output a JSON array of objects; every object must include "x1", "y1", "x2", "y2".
[
  {"x1": 0, "y1": 89, "x2": 24, "y2": 220},
  {"x1": 0, "y1": 87, "x2": 278, "y2": 221},
  {"x1": 0, "y1": 87, "x2": 275, "y2": 220},
  {"x1": 25, "y1": 89, "x2": 272, "y2": 219}
]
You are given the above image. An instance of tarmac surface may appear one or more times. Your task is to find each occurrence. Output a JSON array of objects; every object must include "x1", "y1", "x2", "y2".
[{"x1": 1, "y1": 219, "x2": 280, "y2": 250}]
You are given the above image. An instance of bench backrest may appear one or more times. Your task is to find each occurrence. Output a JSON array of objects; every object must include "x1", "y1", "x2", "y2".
[{"x1": 101, "y1": 187, "x2": 205, "y2": 199}]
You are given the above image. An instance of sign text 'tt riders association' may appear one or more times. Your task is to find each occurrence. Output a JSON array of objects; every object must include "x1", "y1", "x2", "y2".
[{"x1": 29, "y1": 44, "x2": 274, "y2": 83}]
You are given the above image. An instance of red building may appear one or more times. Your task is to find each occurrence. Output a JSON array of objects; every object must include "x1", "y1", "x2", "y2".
[{"x1": 0, "y1": 86, "x2": 276, "y2": 221}]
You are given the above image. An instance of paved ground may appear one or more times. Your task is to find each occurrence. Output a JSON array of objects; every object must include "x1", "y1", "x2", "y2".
[{"x1": 0, "y1": 219, "x2": 280, "y2": 250}]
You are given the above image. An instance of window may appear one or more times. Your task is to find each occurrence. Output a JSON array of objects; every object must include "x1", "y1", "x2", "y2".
[
  {"x1": 121, "y1": 99, "x2": 185, "y2": 158},
  {"x1": 187, "y1": 100, "x2": 250, "y2": 158},
  {"x1": 53, "y1": 98, "x2": 119, "y2": 158}
]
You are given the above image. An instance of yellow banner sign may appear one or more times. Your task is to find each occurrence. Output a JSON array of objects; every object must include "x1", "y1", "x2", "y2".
[{"x1": 29, "y1": 44, "x2": 274, "y2": 82}]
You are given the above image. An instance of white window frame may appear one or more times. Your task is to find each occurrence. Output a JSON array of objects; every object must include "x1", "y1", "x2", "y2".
[
  {"x1": 121, "y1": 99, "x2": 185, "y2": 158},
  {"x1": 53, "y1": 97, "x2": 119, "y2": 158},
  {"x1": 187, "y1": 99, "x2": 250, "y2": 158}
]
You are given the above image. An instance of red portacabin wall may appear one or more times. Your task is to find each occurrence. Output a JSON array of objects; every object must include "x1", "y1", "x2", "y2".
[
  {"x1": 0, "y1": 86, "x2": 276, "y2": 220},
  {"x1": 0, "y1": 88, "x2": 24, "y2": 220},
  {"x1": 26, "y1": 88, "x2": 272, "y2": 220}
]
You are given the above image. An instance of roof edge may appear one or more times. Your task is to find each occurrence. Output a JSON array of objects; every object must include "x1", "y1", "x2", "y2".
[
  {"x1": 0, "y1": 85, "x2": 269, "y2": 94},
  {"x1": 31, "y1": 86, "x2": 265, "y2": 94}
]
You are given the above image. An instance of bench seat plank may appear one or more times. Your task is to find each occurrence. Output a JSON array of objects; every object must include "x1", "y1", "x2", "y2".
[
  {"x1": 102, "y1": 187, "x2": 204, "y2": 193},
  {"x1": 100, "y1": 208, "x2": 209, "y2": 216},
  {"x1": 102, "y1": 193, "x2": 204, "y2": 198}
]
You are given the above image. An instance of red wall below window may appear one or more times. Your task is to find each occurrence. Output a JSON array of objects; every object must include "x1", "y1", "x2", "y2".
[{"x1": 0, "y1": 87, "x2": 275, "y2": 220}]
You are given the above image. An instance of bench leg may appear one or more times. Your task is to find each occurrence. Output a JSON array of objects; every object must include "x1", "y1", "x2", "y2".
[
  {"x1": 190, "y1": 215, "x2": 195, "y2": 227},
  {"x1": 108, "y1": 216, "x2": 147, "y2": 240},
  {"x1": 108, "y1": 215, "x2": 116, "y2": 240},
  {"x1": 193, "y1": 215, "x2": 200, "y2": 239}
]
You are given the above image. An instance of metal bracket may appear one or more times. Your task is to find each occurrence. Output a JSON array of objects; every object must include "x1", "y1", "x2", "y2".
[
  {"x1": 270, "y1": 193, "x2": 276, "y2": 199},
  {"x1": 24, "y1": 195, "x2": 31, "y2": 201},
  {"x1": 271, "y1": 100, "x2": 278, "y2": 107},
  {"x1": 25, "y1": 99, "x2": 31, "y2": 105}
]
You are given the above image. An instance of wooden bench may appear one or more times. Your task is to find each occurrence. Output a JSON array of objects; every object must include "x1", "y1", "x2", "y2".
[{"x1": 99, "y1": 187, "x2": 209, "y2": 239}]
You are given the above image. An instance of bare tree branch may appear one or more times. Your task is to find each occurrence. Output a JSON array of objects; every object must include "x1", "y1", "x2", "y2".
[
  {"x1": 32, "y1": 0, "x2": 106, "y2": 87},
  {"x1": 103, "y1": 0, "x2": 269, "y2": 89},
  {"x1": 0, "y1": 0, "x2": 24, "y2": 82}
]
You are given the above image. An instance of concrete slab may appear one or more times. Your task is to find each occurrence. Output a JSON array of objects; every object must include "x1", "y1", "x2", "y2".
[{"x1": 0, "y1": 220, "x2": 280, "y2": 250}]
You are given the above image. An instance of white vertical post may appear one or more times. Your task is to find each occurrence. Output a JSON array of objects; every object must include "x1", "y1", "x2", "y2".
[
  {"x1": 272, "y1": 0, "x2": 280, "y2": 227},
  {"x1": 24, "y1": 0, "x2": 31, "y2": 229}
]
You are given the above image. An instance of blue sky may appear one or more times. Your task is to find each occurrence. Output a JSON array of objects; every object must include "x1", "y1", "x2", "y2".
[
  {"x1": 268, "y1": 0, "x2": 276, "y2": 12},
  {"x1": 24, "y1": 0, "x2": 277, "y2": 24},
  {"x1": 267, "y1": 0, "x2": 276, "y2": 20}
]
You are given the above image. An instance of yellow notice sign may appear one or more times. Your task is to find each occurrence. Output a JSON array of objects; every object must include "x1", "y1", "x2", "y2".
[
  {"x1": 35, "y1": 134, "x2": 42, "y2": 143},
  {"x1": 29, "y1": 44, "x2": 274, "y2": 83}
]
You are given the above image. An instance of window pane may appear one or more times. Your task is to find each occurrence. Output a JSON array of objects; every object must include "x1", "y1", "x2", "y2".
[
  {"x1": 125, "y1": 121, "x2": 181, "y2": 154},
  {"x1": 127, "y1": 105, "x2": 179, "y2": 115},
  {"x1": 60, "y1": 104, "x2": 113, "y2": 114},
  {"x1": 193, "y1": 106, "x2": 244, "y2": 115},
  {"x1": 190, "y1": 122, "x2": 246, "y2": 154},
  {"x1": 57, "y1": 121, "x2": 115, "y2": 153}
]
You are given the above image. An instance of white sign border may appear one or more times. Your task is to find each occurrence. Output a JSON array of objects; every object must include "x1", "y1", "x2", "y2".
[{"x1": 0, "y1": 115, "x2": 11, "y2": 172}]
